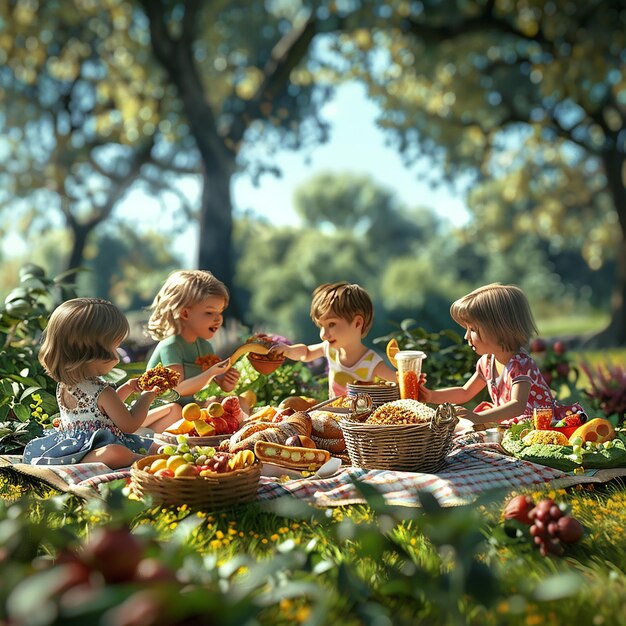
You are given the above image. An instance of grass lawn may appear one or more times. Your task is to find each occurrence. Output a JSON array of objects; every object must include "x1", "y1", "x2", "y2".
[{"x1": 1, "y1": 328, "x2": 625, "y2": 625}]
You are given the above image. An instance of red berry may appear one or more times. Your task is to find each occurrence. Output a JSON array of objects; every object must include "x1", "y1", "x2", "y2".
[
  {"x1": 553, "y1": 340, "x2": 567, "y2": 355},
  {"x1": 530, "y1": 338, "x2": 547, "y2": 353}
]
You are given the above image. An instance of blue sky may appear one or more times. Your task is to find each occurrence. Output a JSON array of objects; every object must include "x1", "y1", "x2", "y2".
[{"x1": 233, "y1": 82, "x2": 469, "y2": 227}]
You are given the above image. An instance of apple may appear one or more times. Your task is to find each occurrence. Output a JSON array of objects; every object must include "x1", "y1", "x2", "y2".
[
  {"x1": 82, "y1": 526, "x2": 143, "y2": 583},
  {"x1": 174, "y1": 463, "x2": 200, "y2": 477},
  {"x1": 206, "y1": 401, "x2": 225, "y2": 418},
  {"x1": 154, "y1": 468, "x2": 175, "y2": 478}
]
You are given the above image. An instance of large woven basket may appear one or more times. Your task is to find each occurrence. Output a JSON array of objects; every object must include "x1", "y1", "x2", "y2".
[
  {"x1": 340, "y1": 403, "x2": 458, "y2": 472},
  {"x1": 130, "y1": 455, "x2": 261, "y2": 508}
]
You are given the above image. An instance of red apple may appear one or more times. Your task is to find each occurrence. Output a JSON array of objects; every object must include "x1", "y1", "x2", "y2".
[
  {"x1": 154, "y1": 468, "x2": 175, "y2": 478},
  {"x1": 503, "y1": 494, "x2": 535, "y2": 525},
  {"x1": 82, "y1": 526, "x2": 143, "y2": 583}
]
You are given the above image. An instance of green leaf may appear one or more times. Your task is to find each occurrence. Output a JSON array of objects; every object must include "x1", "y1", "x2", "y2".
[{"x1": 12, "y1": 404, "x2": 31, "y2": 422}]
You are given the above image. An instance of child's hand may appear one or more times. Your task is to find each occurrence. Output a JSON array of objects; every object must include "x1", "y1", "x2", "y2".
[
  {"x1": 217, "y1": 367, "x2": 240, "y2": 387},
  {"x1": 207, "y1": 359, "x2": 231, "y2": 379},
  {"x1": 270, "y1": 343, "x2": 288, "y2": 358},
  {"x1": 453, "y1": 405, "x2": 478, "y2": 422},
  {"x1": 419, "y1": 381, "x2": 432, "y2": 403},
  {"x1": 124, "y1": 378, "x2": 142, "y2": 394}
]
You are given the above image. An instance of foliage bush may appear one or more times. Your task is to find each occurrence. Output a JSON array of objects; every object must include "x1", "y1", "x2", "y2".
[
  {"x1": 0, "y1": 264, "x2": 78, "y2": 453},
  {"x1": 375, "y1": 320, "x2": 478, "y2": 389}
]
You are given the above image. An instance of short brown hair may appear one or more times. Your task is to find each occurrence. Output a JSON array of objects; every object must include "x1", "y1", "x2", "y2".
[
  {"x1": 147, "y1": 270, "x2": 229, "y2": 340},
  {"x1": 450, "y1": 283, "x2": 538, "y2": 351},
  {"x1": 310, "y1": 282, "x2": 374, "y2": 336},
  {"x1": 39, "y1": 298, "x2": 129, "y2": 385}
]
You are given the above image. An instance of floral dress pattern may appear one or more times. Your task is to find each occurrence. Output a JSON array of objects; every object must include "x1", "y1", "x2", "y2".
[
  {"x1": 23, "y1": 378, "x2": 152, "y2": 466},
  {"x1": 475, "y1": 350, "x2": 585, "y2": 424}
]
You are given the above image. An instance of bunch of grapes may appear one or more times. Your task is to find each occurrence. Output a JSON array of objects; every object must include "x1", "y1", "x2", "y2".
[{"x1": 504, "y1": 495, "x2": 585, "y2": 557}]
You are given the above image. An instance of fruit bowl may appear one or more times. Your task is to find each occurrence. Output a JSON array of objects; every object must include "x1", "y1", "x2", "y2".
[{"x1": 248, "y1": 352, "x2": 285, "y2": 375}]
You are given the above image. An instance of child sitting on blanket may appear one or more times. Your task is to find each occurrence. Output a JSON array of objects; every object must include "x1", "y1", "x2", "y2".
[
  {"x1": 419, "y1": 283, "x2": 586, "y2": 426},
  {"x1": 275, "y1": 282, "x2": 397, "y2": 397},
  {"x1": 24, "y1": 298, "x2": 161, "y2": 469},
  {"x1": 144, "y1": 269, "x2": 246, "y2": 422}
]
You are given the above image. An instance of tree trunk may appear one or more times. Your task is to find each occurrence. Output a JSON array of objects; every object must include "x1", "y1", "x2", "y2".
[
  {"x1": 66, "y1": 221, "x2": 93, "y2": 275},
  {"x1": 585, "y1": 150, "x2": 626, "y2": 347},
  {"x1": 198, "y1": 160, "x2": 239, "y2": 318}
]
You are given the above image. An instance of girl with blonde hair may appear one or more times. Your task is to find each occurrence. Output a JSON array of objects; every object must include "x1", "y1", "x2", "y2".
[
  {"x1": 420, "y1": 283, "x2": 586, "y2": 425},
  {"x1": 24, "y1": 298, "x2": 160, "y2": 468},
  {"x1": 144, "y1": 270, "x2": 238, "y2": 418}
]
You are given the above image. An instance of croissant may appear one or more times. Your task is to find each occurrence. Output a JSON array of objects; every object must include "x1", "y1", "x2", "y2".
[{"x1": 228, "y1": 411, "x2": 312, "y2": 453}]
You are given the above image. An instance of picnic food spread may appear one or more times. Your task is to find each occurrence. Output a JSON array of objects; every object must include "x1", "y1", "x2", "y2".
[
  {"x1": 501, "y1": 417, "x2": 626, "y2": 471},
  {"x1": 137, "y1": 363, "x2": 181, "y2": 392},
  {"x1": 366, "y1": 399, "x2": 436, "y2": 425},
  {"x1": 165, "y1": 397, "x2": 243, "y2": 438}
]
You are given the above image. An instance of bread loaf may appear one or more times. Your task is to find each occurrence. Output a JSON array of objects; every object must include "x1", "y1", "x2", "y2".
[
  {"x1": 310, "y1": 410, "x2": 343, "y2": 439},
  {"x1": 311, "y1": 435, "x2": 346, "y2": 454},
  {"x1": 228, "y1": 412, "x2": 312, "y2": 453}
]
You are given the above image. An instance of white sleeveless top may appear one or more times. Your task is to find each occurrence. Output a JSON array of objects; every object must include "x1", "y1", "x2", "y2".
[{"x1": 323, "y1": 343, "x2": 383, "y2": 398}]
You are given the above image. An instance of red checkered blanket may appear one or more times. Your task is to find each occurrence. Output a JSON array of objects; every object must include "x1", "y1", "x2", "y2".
[{"x1": 2, "y1": 433, "x2": 625, "y2": 506}]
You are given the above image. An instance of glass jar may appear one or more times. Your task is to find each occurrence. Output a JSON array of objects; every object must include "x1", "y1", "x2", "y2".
[{"x1": 395, "y1": 350, "x2": 427, "y2": 401}]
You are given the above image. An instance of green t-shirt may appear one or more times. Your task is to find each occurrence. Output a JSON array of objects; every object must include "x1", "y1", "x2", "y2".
[{"x1": 147, "y1": 335, "x2": 215, "y2": 405}]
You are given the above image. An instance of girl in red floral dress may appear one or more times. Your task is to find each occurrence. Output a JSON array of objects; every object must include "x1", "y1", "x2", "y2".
[{"x1": 420, "y1": 283, "x2": 586, "y2": 426}]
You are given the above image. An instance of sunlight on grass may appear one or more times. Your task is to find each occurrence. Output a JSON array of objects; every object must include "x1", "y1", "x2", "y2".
[{"x1": 536, "y1": 311, "x2": 609, "y2": 337}]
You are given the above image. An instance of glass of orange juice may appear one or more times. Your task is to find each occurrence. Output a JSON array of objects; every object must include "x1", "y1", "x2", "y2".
[
  {"x1": 396, "y1": 351, "x2": 427, "y2": 401},
  {"x1": 533, "y1": 406, "x2": 553, "y2": 430}
]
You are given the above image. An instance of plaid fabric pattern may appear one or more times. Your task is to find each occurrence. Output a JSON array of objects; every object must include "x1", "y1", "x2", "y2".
[{"x1": 4, "y1": 431, "x2": 626, "y2": 507}]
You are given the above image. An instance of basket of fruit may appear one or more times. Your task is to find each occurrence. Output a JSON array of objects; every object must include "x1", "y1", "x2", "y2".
[
  {"x1": 340, "y1": 400, "x2": 458, "y2": 472},
  {"x1": 130, "y1": 442, "x2": 261, "y2": 508}
]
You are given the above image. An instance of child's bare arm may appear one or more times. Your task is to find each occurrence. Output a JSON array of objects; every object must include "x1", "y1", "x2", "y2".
[
  {"x1": 171, "y1": 359, "x2": 231, "y2": 397},
  {"x1": 456, "y1": 381, "x2": 531, "y2": 425},
  {"x1": 372, "y1": 361, "x2": 398, "y2": 382},
  {"x1": 420, "y1": 371, "x2": 485, "y2": 404},
  {"x1": 98, "y1": 386, "x2": 156, "y2": 433},
  {"x1": 275, "y1": 342, "x2": 324, "y2": 362}
]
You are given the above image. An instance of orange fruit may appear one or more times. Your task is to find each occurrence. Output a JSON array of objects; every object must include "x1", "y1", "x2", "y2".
[
  {"x1": 182, "y1": 403, "x2": 202, "y2": 421},
  {"x1": 386, "y1": 338, "x2": 400, "y2": 369}
]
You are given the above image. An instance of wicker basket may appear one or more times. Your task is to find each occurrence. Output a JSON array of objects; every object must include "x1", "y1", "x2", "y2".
[
  {"x1": 340, "y1": 403, "x2": 458, "y2": 472},
  {"x1": 130, "y1": 455, "x2": 262, "y2": 508}
]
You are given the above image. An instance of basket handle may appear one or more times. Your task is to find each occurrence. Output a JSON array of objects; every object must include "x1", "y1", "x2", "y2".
[
  {"x1": 431, "y1": 402, "x2": 458, "y2": 429},
  {"x1": 350, "y1": 393, "x2": 373, "y2": 416}
]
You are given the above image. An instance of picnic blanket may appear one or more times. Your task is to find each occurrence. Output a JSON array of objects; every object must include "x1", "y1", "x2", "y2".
[{"x1": 2, "y1": 433, "x2": 626, "y2": 507}]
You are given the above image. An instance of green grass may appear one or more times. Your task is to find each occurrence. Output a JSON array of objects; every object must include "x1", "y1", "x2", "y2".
[{"x1": 536, "y1": 311, "x2": 609, "y2": 337}]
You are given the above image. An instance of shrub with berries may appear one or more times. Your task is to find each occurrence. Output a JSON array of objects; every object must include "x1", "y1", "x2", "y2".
[
  {"x1": 529, "y1": 338, "x2": 580, "y2": 397},
  {"x1": 503, "y1": 494, "x2": 585, "y2": 557}
]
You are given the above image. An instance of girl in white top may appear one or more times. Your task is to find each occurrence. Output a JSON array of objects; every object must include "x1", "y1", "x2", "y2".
[
  {"x1": 276, "y1": 282, "x2": 396, "y2": 397},
  {"x1": 23, "y1": 298, "x2": 160, "y2": 468}
]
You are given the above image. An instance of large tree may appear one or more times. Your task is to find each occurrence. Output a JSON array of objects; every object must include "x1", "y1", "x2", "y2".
[
  {"x1": 137, "y1": 0, "x2": 376, "y2": 311},
  {"x1": 0, "y1": 0, "x2": 196, "y2": 276},
  {"x1": 338, "y1": 0, "x2": 626, "y2": 345}
]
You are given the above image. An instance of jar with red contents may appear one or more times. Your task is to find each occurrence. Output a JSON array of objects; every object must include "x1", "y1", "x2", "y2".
[{"x1": 395, "y1": 351, "x2": 427, "y2": 401}]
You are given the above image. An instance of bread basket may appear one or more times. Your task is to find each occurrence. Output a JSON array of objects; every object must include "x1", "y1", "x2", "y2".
[
  {"x1": 130, "y1": 454, "x2": 262, "y2": 508},
  {"x1": 340, "y1": 402, "x2": 458, "y2": 472}
]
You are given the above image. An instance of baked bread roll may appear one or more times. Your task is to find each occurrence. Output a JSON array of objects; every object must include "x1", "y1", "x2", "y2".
[
  {"x1": 309, "y1": 410, "x2": 343, "y2": 439},
  {"x1": 227, "y1": 411, "x2": 312, "y2": 453}
]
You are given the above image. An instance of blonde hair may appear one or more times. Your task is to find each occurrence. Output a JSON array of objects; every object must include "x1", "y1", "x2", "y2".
[
  {"x1": 310, "y1": 282, "x2": 374, "y2": 336},
  {"x1": 39, "y1": 298, "x2": 129, "y2": 385},
  {"x1": 147, "y1": 270, "x2": 229, "y2": 340},
  {"x1": 450, "y1": 283, "x2": 538, "y2": 351}
]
